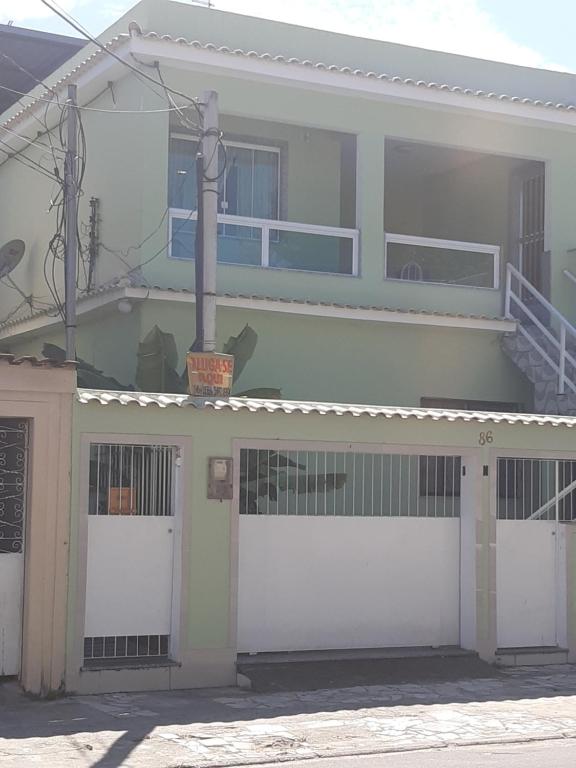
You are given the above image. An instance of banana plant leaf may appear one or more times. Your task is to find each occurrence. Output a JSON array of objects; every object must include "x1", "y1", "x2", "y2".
[
  {"x1": 135, "y1": 325, "x2": 186, "y2": 394},
  {"x1": 43, "y1": 343, "x2": 133, "y2": 390},
  {"x1": 239, "y1": 450, "x2": 348, "y2": 514},
  {"x1": 223, "y1": 324, "x2": 257, "y2": 383}
]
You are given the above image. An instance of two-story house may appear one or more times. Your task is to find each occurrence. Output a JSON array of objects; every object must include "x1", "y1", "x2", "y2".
[
  {"x1": 4, "y1": 0, "x2": 576, "y2": 695},
  {"x1": 3, "y1": 0, "x2": 576, "y2": 413}
]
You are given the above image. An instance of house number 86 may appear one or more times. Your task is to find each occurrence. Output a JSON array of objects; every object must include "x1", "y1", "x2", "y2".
[{"x1": 478, "y1": 431, "x2": 494, "y2": 446}]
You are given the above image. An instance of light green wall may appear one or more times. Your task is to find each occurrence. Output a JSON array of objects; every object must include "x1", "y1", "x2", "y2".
[
  {"x1": 142, "y1": 303, "x2": 532, "y2": 407},
  {"x1": 5, "y1": 301, "x2": 532, "y2": 407},
  {"x1": 70, "y1": 395, "x2": 576, "y2": 670},
  {"x1": 4, "y1": 0, "x2": 576, "y2": 379}
]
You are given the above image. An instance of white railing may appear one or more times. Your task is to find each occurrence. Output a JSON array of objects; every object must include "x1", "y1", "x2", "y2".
[
  {"x1": 384, "y1": 233, "x2": 500, "y2": 289},
  {"x1": 563, "y1": 268, "x2": 576, "y2": 288},
  {"x1": 505, "y1": 263, "x2": 576, "y2": 396},
  {"x1": 169, "y1": 209, "x2": 360, "y2": 276}
]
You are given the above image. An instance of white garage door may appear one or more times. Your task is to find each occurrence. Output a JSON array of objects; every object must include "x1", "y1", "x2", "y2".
[{"x1": 238, "y1": 449, "x2": 462, "y2": 653}]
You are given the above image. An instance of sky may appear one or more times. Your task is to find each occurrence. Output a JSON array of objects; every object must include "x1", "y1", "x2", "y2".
[{"x1": 0, "y1": 0, "x2": 575, "y2": 73}]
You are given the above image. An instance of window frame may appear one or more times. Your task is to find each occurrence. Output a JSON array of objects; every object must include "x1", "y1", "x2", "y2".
[{"x1": 169, "y1": 133, "x2": 282, "y2": 221}]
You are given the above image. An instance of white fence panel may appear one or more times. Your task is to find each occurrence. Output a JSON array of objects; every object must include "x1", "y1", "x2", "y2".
[
  {"x1": 0, "y1": 554, "x2": 24, "y2": 675},
  {"x1": 85, "y1": 516, "x2": 174, "y2": 637},
  {"x1": 497, "y1": 520, "x2": 561, "y2": 648},
  {"x1": 238, "y1": 516, "x2": 460, "y2": 652}
]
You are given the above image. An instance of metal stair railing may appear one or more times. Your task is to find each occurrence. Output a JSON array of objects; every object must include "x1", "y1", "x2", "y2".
[{"x1": 505, "y1": 263, "x2": 576, "y2": 395}]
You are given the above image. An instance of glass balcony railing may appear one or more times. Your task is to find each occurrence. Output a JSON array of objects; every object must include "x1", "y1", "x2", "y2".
[
  {"x1": 169, "y1": 210, "x2": 359, "y2": 276},
  {"x1": 384, "y1": 233, "x2": 500, "y2": 289}
]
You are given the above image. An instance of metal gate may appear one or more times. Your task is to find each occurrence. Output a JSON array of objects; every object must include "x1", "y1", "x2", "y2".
[
  {"x1": 0, "y1": 420, "x2": 28, "y2": 676},
  {"x1": 496, "y1": 457, "x2": 570, "y2": 649},
  {"x1": 237, "y1": 447, "x2": 463, "y2": 653},
  {"x1": 83, "y1": 443, "x2": 178, "y2": 664}
]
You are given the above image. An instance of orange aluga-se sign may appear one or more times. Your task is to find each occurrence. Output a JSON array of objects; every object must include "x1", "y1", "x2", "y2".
[{"x1": 186, "y1": 352, "x2": 235, "y2": 397}]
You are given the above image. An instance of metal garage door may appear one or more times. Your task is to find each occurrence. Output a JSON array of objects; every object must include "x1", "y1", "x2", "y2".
[{"x1": 237, "y1": 447, "x2": 462, "y2": 653}]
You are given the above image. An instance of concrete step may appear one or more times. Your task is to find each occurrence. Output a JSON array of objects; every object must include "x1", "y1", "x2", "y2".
[
  {"x1": 495, "y1": 646, "x2": 569, "y2": 667},
  {"x1": 237, "y1": 648, "x2": 494, "y2": 693},
  {"x1": 237, "y1": 646, "x2": 474, "y2": 665}
]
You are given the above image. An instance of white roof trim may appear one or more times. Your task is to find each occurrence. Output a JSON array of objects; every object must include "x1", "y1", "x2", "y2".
[
  {"x1": 4, "y1": 28, "x2": 576, "y2": 141},
  {"x1": 130, "y1": 34, "x2": 576, "y2": 128},
  {"x1": 0, "y1": 284, "x2": 516, "y2": 340},
  {"x1": 77, "y1": 388, "x2": 576, "y2": 428}
]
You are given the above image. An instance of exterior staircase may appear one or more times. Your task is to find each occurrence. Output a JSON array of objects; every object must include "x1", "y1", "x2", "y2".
[{"x1": 501, "y1": 264, "x2": 576, "y2": 415}]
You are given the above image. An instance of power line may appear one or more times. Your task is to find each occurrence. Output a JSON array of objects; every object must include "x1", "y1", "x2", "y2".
[
  {"x1": 0, "y1": 83, "x2": 202, "y2": 115},
  {"x1": 38, "y1": 0, "x2": 204, "y2": 124},
  {"x1": 0, "y1": 123, "x2": 66, "y2": 155},
  {"x1": 0, "y1": 50, "x2": 61, "y2": 101},
  {"x1": 0, "y1": 136, "x2": 59, "y2": 181}
]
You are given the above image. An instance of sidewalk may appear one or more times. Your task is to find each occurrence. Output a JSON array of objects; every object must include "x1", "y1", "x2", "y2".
[{"x1": 2, "y1": 664, "x2": 576, "y2": 767}]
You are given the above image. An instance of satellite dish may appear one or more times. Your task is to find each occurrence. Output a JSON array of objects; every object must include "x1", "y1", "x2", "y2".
[{"x1": 0, "y1": 240, "x2": 25, "y2": 280}]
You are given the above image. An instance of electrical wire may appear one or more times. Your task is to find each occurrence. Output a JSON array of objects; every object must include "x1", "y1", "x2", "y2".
[
  {"x1": 0, "y1": 83, "x2": 203, "y2": 115},
  {"x1": 0, "y1": 124, "x2": 66, "y2": 156},
  {"x1": 2, "y1": 1, "x2": 225, "y2": 324},
  {"x1": 0, "y1": 136, "x2": 59, "y2": 181},
  {"x1": 38, "y1": 0, "x2": 204, "y2": 124}
]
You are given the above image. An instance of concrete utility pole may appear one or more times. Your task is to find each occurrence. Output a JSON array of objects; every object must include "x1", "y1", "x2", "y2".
[
  {"x1": 200, "y1": 90, "x2": 218, "y2": 353},
  {"x1": 64, "y1": 83, "x2": 78, "y2": 360}
]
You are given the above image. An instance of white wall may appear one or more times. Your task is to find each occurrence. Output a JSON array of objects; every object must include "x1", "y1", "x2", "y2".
[{"x1": 238, "y1": 516, "x2": 460, "y2": 652}]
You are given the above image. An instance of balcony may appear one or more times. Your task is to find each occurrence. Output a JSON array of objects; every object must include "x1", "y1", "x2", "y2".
[
  {"x1": 168, "y1": 211, "x2": 359, "y2": 276},
  {"x1": 384, "y1": 233, "x2": 500, "y2": 290}
]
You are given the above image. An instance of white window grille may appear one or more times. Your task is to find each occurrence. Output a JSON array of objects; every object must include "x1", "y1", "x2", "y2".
[
  {"x1": 88, "y1": 444, "x2": 175, "y2": 517},
  {"x1": 84, "y1": 634, "x2": 169, "y2": 661},
  {"x1": 497, "y1": 457, "x2": 576, "y2": 521},
  {"x1": 239, "y1": 448, "x2": 461, "y2": 517}
]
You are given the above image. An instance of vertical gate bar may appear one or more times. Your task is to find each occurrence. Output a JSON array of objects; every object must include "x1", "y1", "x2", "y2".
[
  {"x1": 352, "y1": 452, "x2": 356, "y2": 517},
  {"x1": 371, "y1": 453, "x2": 375, "y2": 516},
  {"x1": 314, "y1": 451, "x2": 318, "y2": 517},
  {"x1": 434, "y1": 456, "x2": 438, "y2": 519},
  {"x1": 398, "y1": 454, "x2": 402, "y2": 518},
  {"x1": 96, "y1": 444, "x2": 101, "y2": 515},
  {"x1": 530, "y1": 458, "x2": 535, "y2": 520},
  {"x1": 324, "y1": 452, "x2": 328, "y2": 517},
  {"x1": 335, "y1": 453, "x2": 338, "y2": 517},
  {"x1": 108, "y1": 444, "x2": 112, "y2": 516},
  {"x1": 140, "y1": 447, "x2": 145, "y2": 517},
  {"x1": 407, "y1": 455, "x2": 411, "y2": 516},
  {"x1": 442, "y1": 457, "x2": 447, "y2": 518},
  {"x1": 416, "y1": 455, "x2": 420, "y2": 517},
  {"x1": 361, "y1": 453, "x2": 366, "y2": 517},
  {"x1": 555, "y1": 459, "x2": 560, "y2": 523},
  {"x1": 130, "y1": 446, "x2": 134, "y2": 514},
  {"x1": 119, "y1": 445, "x2": 123, "y2": 512},
  {"x1": 380, "y1": 454, "x2": 384, "y2": 517},
  {"x1": 514, "y1": 459, "x2": 522, "y2": 520},
  {"x1": 163, "y1": 448, "x2": 167, "y2": 517},
  {"x1": 452, "y1": 456, "x2": 456, "y2": 518}
]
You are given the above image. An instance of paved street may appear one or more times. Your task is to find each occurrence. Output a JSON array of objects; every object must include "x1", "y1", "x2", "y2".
[
  {"x1": 2, "y1": 664, "x2": 576, "y2": 766},
  {"x1": 256, "y1": 740, "x2": 576, "y2": 768}
]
